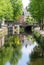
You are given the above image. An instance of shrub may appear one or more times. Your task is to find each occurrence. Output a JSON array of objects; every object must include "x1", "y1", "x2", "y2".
[
  {"x1": 20, "y1": 27, "x2": 24, "y2": 33},
  {"x1": 33, "y1": 30, "x2": 44, "y2": 51}
]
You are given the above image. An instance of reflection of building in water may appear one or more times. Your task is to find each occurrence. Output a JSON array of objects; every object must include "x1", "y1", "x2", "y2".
[
  {"x1": 0, "y1": 36, "x2": 5, "y2": 47},
  {"x1": 19, "y1": 34, "x2": 24, "y2": 43}
]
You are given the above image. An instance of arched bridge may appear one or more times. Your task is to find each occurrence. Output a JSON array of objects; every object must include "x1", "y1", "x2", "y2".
[
  {"x1": 19, "y1": 22, "x2": 39, "y2": 34},
  {"x1": 19, "y1": 23, "x2": 33, "y2": 33}
]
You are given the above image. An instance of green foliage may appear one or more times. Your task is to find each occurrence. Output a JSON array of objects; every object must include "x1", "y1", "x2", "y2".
[
  {"x1": 0, "y1": 0, "x2": 13, "y2": 20},
  {"x1": 10, "y1": 0, "x2": 23, "y2": 20},
  {"x1": 27, "y1": 35, "x2": 36, "y2": 43},
  {"x1": 28, "y1": 0, "x2": 44, "y2": 20},
  {"x1": 4, "y1": 35, "x2": 21, "y2": 48},
  {"x1": 20, "y1": 27, "x2": 24, "y2": 33},
  {"x1": 26, "y1": 16, "x2": 33, "y2": 24},
  {"x1": 0, "y1": 0, "x2": 23, "y2": 21},
  {"x1": 33, "y1": 31, "x2": 41, "y2": 39},
  {"x1": 26, "y1": 16, "x2": 37, "y2": 24},
  {"x1": 33, "y1": 30, "x2": 44, "y2": 52}
]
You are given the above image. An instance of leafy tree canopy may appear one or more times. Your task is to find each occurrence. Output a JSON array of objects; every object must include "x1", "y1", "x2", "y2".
[
  {"x1": 28, "y1": 0, "x2": 44, "y2": 20},
  {"x1": 10, "y1": 0, "x2": 23, "y2": 20},
  {"x1": 26, "y1": 16, "x2": 37, "y2": 24},
  {"x1": 0, "y1": 0, "x2": 13, "y2": 21},
  {"x1": 0, "y1": 0, "x2": 23, "y2": 21}
]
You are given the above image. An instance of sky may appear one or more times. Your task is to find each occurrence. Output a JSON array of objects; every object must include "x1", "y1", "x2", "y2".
[{"x1": 22, "y1": 0, "x2": 30, "y2": 8}]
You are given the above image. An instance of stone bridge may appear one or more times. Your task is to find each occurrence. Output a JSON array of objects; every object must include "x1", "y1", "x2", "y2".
[
  {"x1": 1, "y1": 21, "x2": 39, "y2": 35},
  {"x1": 19, "y1": 22, "x2": 39, "y2": 33}
]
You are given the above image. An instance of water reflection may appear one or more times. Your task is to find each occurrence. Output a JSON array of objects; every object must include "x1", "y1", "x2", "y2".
[
  {"x1": 0, "y1": 36, "x2": 5, "y2": 47},
  {"x1": 17, "y1": 43, "x2": 37, "y2": 65},
  {"x1": 0, "y1": 35, "x2": 22, "y2": 65},
  {"x1": 29, "y1": 42, "x2": 44, "y2": 65},
  {"x1": 30, "y1": 58, "x2": 44, "y2": 65},
  {"x1": 0, "y1": 34, "x2": 43, "y2": 65},
  {"x1": 5, "y1": 62, "x2": 10, "y2": 65}
]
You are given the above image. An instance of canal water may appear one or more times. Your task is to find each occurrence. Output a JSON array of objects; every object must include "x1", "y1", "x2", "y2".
[{"x1": 0, "y1": 34, "x2": 44, "y2": 65}]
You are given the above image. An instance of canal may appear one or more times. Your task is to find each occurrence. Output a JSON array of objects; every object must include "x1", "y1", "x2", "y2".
[{"x1": 0, "y1": 34, "x2": 44, "y2": 65}]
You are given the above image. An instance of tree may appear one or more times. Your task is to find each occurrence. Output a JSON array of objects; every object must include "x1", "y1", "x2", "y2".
[
  {"x1": 0, "y1": 0, "x2": 23, "y2": 21},
  {"x1": 10, "y1": 0, "x2": 23, "y2": 20},
  {"x1": 26, "y1": 16, "x2": 37, "y2": 24},
  {"x1": 0, "y1": 0, "x2": 13, "y2": 21},
  {"x1": 28, "y1": 0, "x2": 44, "y2": 30}
]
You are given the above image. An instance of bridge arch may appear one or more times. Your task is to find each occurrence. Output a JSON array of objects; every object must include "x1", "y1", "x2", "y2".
[{"x1": 24, "y1": 26, "x2": 32, "y2": 34}]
